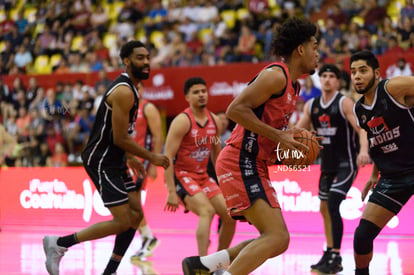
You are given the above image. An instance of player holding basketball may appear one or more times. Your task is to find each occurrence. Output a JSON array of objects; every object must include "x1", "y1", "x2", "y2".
[
  {"x1": 164, "y1": 77, "x2": 236, "y2": 260},
  {"x1": 182, "y1": 17, "x2": 318, "y2": 275},
  {"x1": 296, "y1": 63, "x2": 370, "y2": 274},
  {"x1": 351, "y1": 51, "x2": 414, "y2": 275}
]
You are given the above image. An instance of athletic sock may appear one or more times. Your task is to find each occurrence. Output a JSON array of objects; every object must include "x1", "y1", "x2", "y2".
[
  {"x1": 103, "y1": 258, "x2": 120, "y2": 275},
  {"x1": 139, "y1": 225, "x2": 154, "y2": 239},
  {"x1": 355, "y1": 267, "x2": 369, "y2": 275},
  {"x1": 200, "y1": 250, "x2": 230, "y2": 272},
  {"x1": 57, "y1": 233, "x2": 78, "y2": 248},
  {"x1": 223, "y1": 272, "x2": 232, "y2": 275}
]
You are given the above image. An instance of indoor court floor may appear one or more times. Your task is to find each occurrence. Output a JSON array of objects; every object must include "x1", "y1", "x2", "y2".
[{"x1": 1, "y1": 224, "x2": 413, "y2": 275}]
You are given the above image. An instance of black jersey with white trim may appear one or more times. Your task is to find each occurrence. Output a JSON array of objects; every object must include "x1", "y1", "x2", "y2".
[
  {"x1": 310, "y1": 92, "x2": 358, "y2": 172},
  {"x1": 354, "y1": 80, "x2": 414, "y2": 177},
  {"x1": 82, "y1": 73, "x2": 139, "y2": 169}
]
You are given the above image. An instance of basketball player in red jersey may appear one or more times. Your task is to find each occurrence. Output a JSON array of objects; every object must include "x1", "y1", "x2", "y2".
[
  {"x1": 130, "y1": 82, "x2": 163, "y2": 260},
  {"x1": 182, "y1": 17, "x2": 319, "y2": 275},
  {"x1": 164, "y1": 77, "x2": 236, "y2": 259}
]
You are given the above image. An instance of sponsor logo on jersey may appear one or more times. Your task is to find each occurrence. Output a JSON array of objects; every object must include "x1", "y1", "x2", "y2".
[
  {"x1": 367, "y1": 116, "x2": 389, "y2": 135},
  {"x1": 318, "y1": 114, "x2": 331, "y2": 127},
  {"x1": 367, "y1": 117, "x2": 400, "y2": 149}
]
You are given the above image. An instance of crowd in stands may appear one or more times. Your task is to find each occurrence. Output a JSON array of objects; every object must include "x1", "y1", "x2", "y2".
[{"x1": 0, "y1": 0, "x2": 414, "y2": 167}]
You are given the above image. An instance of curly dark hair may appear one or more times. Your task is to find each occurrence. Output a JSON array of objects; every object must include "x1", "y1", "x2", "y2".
[
  {"x1": 272, "y1": 17, "x2": 317, "y2": 58},
  {"x1": 119, "y1": 40, "x2": 146, "y2": 59},
  {"x1": 350, "y1": 50, "x2": 379, "y2": 70},
  {"x1": 184, "y1": 77, "x2": 207, "y2": 95}
]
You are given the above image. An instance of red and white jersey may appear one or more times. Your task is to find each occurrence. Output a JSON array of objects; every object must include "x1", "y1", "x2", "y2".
[
  {"x1": 174, "y1": 107, "x2": 217, "y2": 175},
  {"x1": 226, "y1": 62, "x2": 300, "y2": 165},
  {"x1": 132, "y1": 99, "x2": 152, "y2": 150}
]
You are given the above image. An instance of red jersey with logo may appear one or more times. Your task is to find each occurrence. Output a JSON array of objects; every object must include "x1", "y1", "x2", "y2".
[
  {"x1": 174, "y1": 108, "x2": 217, "y2": 175},
  {"x1": 132, "y1": 99, "x2": 152, "y2": 151},
  {"x1": 226, "y1": 62, "x2": 300, "y2": 164}
]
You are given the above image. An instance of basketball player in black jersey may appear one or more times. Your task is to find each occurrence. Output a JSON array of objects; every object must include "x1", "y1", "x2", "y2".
[
  {"x1": 351, "y1": 51, "x2": 414, "y2": 275},
  {"x1": 42, "y1": 40, "x2": 169, "y2": 275},
  {"x1": 297, "y1": 63, "x2": 370, "y2": 274}
]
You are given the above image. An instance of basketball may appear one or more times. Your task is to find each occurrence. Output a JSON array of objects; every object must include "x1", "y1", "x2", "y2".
[{"x1": 281, "y1": 129, "x2": 320, "y2": 167}]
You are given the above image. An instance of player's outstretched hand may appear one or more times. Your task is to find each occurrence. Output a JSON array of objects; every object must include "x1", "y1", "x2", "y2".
[
  {"x1": 164, "y1": 192, "x2": 180, "y2": 212},
  {"x1": 150, "y1": 153, "x2": 170, "y2": 169},
  {"x1": 127, "y1": 157, "x2": 146, "y2": 179},
  {"x1": 361, "y1": 177, "x2": 377, "y2": 201},
  {"x1": 357, "y1": 152, "x2": 370, "y2": 167}
]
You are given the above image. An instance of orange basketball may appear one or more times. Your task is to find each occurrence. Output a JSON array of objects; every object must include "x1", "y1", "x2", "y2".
[{"x1": 281, "y1": 129, "x2": 320, "y2": 167}]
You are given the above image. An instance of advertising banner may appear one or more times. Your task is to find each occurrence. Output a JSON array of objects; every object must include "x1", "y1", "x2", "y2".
[{"x1": 0, "y1": 165, "x2": 412, "y2": 235}]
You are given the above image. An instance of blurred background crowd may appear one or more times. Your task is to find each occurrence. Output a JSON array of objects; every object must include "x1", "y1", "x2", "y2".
[{"x1": 0, "y1": 0, "x2": 413, "y2": 168}]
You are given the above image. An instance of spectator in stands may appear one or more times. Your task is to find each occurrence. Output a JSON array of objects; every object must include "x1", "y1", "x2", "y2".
[
  {"x1": 36, "y1": 25, "x2": 57, "y2": 56},
  {"x1": 397, "y1": 17, "x2": 414, "y2": 50},
  {"x1": 54, "y1": 57, "x2": 71, "y2": 74},
  {"x1": 41, "y1": 88, "x2": 64, "y2": 126},
  {"x1": 93, "y1": 83, "x2": 105, "y2": 115},
  {"x1": 235, "y1": 24, "x2": 256, "y2": 62},
  {"x1": 383, "y1": 36, "x2": 405, "y2": 56},
  {"x1": 5, "y1": 23, "x2": 24, "y2": 50},
  {"x1": 181, "y1": 0, "x2": 200, "y2": 23},
  {"x1": 28, "y1": 107, "x2": 45, "y2": 141},
  {"x1": 197, "y1": 0, "x2": 218, "y2": 29},
  {"x1": 16, "y1": 106, "x2": 31, "y2": 140},
  {"x1": 178, "y1": 16, "x2": 199, "y2": 43},
  {"x1": 69, "y1": 52, "x2": 89, "y2": 73},
  {"x1": 93, "y1": 38, "x2": 110, "y2": 62},
  {"x1": 90, "y1": 6, "x2": 110, "y2": 35},
  {"x1": 335, "y1": 58, "x2": 351, "y2": 91},
  {"x1": 50, "y1": 142, "x2": 68, "y2": 167},
  {"x1": 0, "y1": 77, "x2": 12, "y2": 123},
  {"x1": 0, "y1": 40, "x2": 15, "y2": 74},
  {"x1": 37, "y1": 142, "x2": 52, "y2": 167},
  {"x1": 386, "y1": 57, "x2": 413, "y2": 79},
  {"x1": 118, "y1": 0, "x2": 143, "y2": 28},
  {"x1": 69, "y1": 1, "x2": 91, "y2": 35},
  {"x1": 289, "y1": 96, "x2": 305, "y2": 127},
  {"x1": 304, "y1": 0, "x2": 323, "y2": 18},
  {"x1": 359, "y1": 0, "x2": 387, "y2": 34},
  {"x1": 167, "y1": 0, "x2": 183, "y2": 24},
  {"x1": 26, "y1": 77, "x2": 39, "y2": 106},
  {"x1": 321, "y1": 18, "x2": 342, "y2": 56},
  {"x1": 0, "y1": 12, "x2": 15, "y2": 36},
  {"x1": 87, "y1": 51, "x2": 104, "y2": 72},
  {"x1": 13, "y1": 45, "x2": 33, "y2": 74},
  {"x1": 94, "y1": 70, "x2": 112, "y2": 91},
  {"x1": 12, "y1": 89, "x2": 29, "y2": 112},
  {"x1": 0, "y1": 123, "x2": 17, "y2": 167},
  {"x1": 29, "y1": 87, "x2": 45, "y2": 112},
  {"x1": 4, "y1": 108, "x2": 18, "y2": 137},
  {"x1": 327, "y1": 4, "x2": 349, "y2": 28},
  {"x1": 400, "y1": 0, "x2": 414, "y2": 21},
  {"x1": 299, "y1": 76, "x2": 321, "y2": 102},
  {"x1": 45, "y1": 123, "x2": 65, "y2": 156}
]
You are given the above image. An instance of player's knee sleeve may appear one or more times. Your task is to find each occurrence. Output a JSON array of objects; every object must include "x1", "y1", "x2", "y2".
[
  {"x1": 327, "y1": 192, "x2": 344, "y2": 217},
  {"x1": 113, "y1": 227, "x2": 136, "y2": 256},
  {"x1": 353, "y1": 219, "x2": 382, "y2": 255}
]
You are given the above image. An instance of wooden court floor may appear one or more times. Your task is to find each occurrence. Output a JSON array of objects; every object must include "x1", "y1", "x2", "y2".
[{"x1": 1, "y1": 224, "x2": 413, "y2": 275}]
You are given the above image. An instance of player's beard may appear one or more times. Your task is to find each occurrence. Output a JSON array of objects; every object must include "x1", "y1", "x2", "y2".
[
  {"x1": 131, "y1": 63, "x2": 150, "y2": 80},
  {"x1": 355, "y1": 75, "x2": 376, "y2": 95}
]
